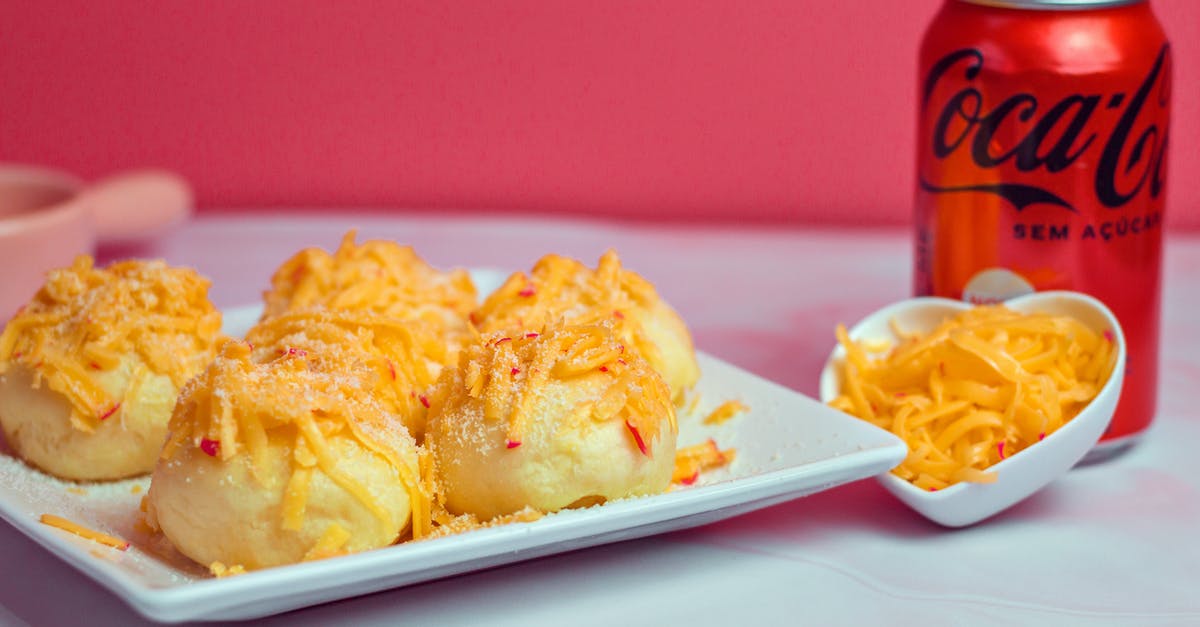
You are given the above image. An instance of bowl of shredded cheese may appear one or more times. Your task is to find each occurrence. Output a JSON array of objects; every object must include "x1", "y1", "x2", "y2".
[{"x1": 819, "y1": 290, "x2": 1125, "y2": 527}]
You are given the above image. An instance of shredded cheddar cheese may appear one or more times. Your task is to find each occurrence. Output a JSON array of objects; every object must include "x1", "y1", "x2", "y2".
[
  {"x1": 473, "y1": 251, "x2": 693, "y2": 399},
  {"x1": 160, "y1": 340, "x2": 429, "y2": 540},
  {"x1": 209, "y1": 561, "x2": 246, "y2": 577},
  {"x1": 423, "y1": 506, "x2": 545, "y2": 540},
  {"x1": 830, "y1": 305, "x2": 1117, "y2": 490},
  {"x1": 245, "y1": 310, "x2": 451, "y2": 438},
  {"x1": 262, "y1": 231, "x2": 476, "y2": 334},
  {"x1": 302, "y1": 523, "x2": 353, "y2": 561},
  {"x1": 672, "y1": 439, "x2": 736, "y2": 485},
  {"x1": 0, "y1": 256, "x2": 221, "y2": 431},
  {"x1": 39, "y1": 514, "x2": 130, "y2": 551},
  {"x1": 431, "y1": 322, "x2": 677, "y2": 456},
  {"x1": 702, "y1": 400, "x2": 749, "y2": 426}
]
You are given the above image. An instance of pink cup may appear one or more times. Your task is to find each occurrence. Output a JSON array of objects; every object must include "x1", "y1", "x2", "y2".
[{"x1": 0, "y1": 164, "x2": 192, "y2": 321}]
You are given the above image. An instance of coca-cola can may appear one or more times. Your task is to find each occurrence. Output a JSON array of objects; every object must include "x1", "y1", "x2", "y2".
[{"x1": 914, "y1": 0, "x2": 1171, "y2": 459}]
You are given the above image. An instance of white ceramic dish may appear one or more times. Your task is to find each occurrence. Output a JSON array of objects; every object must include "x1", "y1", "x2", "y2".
[
  {"x1": 818, "y1": 290, "x2": 1125, "y2": 528},
  {"x1": 0, "y1": 271, "x2": 907, "y2": 623}
]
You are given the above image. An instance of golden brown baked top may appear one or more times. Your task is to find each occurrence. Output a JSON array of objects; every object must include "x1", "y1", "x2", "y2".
[
  {"x1": 0, "y1": 255, "x2": 221, "y2": 431},
  {"x1": 262, "y1": 231, "x2": 477, "y2": 329},
  {"x1": 160, "y1": 340, "x2": 430, "y2": 537}
]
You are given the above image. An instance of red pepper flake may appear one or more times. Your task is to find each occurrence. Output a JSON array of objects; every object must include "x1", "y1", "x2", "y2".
[
  {"x1": 870, "y1": 403, "x2": 877, "y2": 413},
  {"x1": 1039, "y1": 432, "x2": 1046, "y2": 441},
  {"x1": 928, "y1": 487, "x2": 938, "y2": 492},
  {"x1": 32, "y1": 361, "x2": 44, "y2": 369},
  {"x1": 1103, "y1": 329, "x2": 1114, "y2": 343},
  {"x1": 286, "y1": 347, "x2": 307, "y2": 357},
  {"x1": 613, "y1": 310, "x2": 625, "y2": 319},
  {"x1": 99, "y1": 403, "x2": 121, "y2": 421},
  {"x1": 679, "y1": 471, "x2": 699, "y2": 486},
  {"x1": 12, "y1": 352, "x2": 22, "y2": 359},
  {"x1": 506, "y1": 439, "x2": 522, "y2": 449},
  {"x1": 617, "y1": 359, "x2": 626, "y2": 366},
  {"x1": 410, "y1": 391, "x2": 416, "y2": 398},
  {"x1": 894, "y1": 392, "x2": 906, "y2": 398},
  {"x1": 511, "y1": 367, "x2": 520, "y2": 376},
  {"x1": 200, "y1": 438, "x2": 220, "y2": 457},
  {"x1": 525, "y1": 332, "x2": 539, "y2": 339},
  {"x1": 599, "y1": 365, "x2": 608, "y2": 372},
  {"x1": 419, "y1": 395, "x2": 430, "y2": 409},
  {"x1": 468, "y1": 311, "x2": 479, "y2": 325},
  {"x1": 289, "y1": 264, "x2": 306, "y2": 284},
  {"x1": 938, "y1": 361, "x2": 946, "y2": 375},
  {"x1": 618, "y1": 345, "x2": 625, "y2": 354},
  {"x1": 387, "y1": 360, "x2": 396, "y2": 380},
  {"x1": 518, "y1": 286, "x2": 536, "y2": 298},
  {"x1": 625, "y1": 420, "x2": 649, "y2": 456},
  {"x1": 997, "y1": 441, "x2": 1006, "y2": 460},
  {"x1": 89, "y1": 362, "x2": 102, "y2": 370},
  {"x1": 244, "y1": 341, "x2": 254, "y2": 350},
  {"x1": 494, "y1": 337, "x2": 512, "y2": 346}
]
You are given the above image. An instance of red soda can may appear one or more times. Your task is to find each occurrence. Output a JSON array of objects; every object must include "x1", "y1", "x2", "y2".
[{"x1": 914, "y1": 0, "x2": 1171, "y2": 459}]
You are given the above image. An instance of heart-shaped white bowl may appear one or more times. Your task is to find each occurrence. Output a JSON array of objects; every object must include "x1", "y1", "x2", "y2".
[{"x1": 818, "y1": 291, "x2": 1126, "y2": 527}]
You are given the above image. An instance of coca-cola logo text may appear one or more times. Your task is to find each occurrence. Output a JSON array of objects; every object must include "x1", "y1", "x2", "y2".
[{"x1": 919, "y1": 45, "x2": 1170, "y2": 212}]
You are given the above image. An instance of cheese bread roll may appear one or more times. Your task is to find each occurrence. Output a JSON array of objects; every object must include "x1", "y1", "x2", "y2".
[
  {"x1": 428, "y1": 322, "x2": 677, "y2": 520},
  {"x1": 147, "y1": 341, "x2": 425, "y2": 570},
  {"x1": 0, "y1": 256, "x2": 221, "y2": 480},
  {"x1": 244, "y1": 310, "x2": 445, "y2": 441},
  {"x1": 474, "y1": 251, "x2": 699, "y2": 404},
  {"x1": 262, "y1": 230, "x2": 476, "y2": 344}
]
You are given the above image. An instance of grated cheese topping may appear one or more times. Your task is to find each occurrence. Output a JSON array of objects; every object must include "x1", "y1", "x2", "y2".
[
  {"x1": 245, "y1": 310, "x2": 450, "y2": 438},
  {"x1": 0, "y1": 256, "x2": 222, "y2": 432},
  {"x1": 473, "y1": 251, "x2": 672, "y2": 381},
  {"x1": 262, "y1": 231, "x2": 477, "y2": 337},
  {"x1": 431, "y1": 321, "x2": 677, "y2": 457},
  {"x1": 160, "y1": 340, "x2": 430, "y2": 540}
]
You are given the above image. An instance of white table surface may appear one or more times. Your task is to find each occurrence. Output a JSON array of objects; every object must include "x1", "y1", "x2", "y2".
[{"x1": 1, "y1": 213, "x2": 1197, "y2": 627}]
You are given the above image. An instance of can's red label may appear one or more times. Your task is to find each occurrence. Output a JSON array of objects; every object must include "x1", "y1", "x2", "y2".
[{"x1": 914, "y1": 1, "x2": 1171, "y2": 446}]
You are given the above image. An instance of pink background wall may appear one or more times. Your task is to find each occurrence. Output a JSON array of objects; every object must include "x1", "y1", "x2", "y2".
[{"x1": 2, "y1": 1, "x2": 1197, "y2": 227}]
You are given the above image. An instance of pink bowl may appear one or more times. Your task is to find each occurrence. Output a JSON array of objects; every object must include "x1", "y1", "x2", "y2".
[{"x1": 0, "y1": 164, "x2": 192, "y2": 321}]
